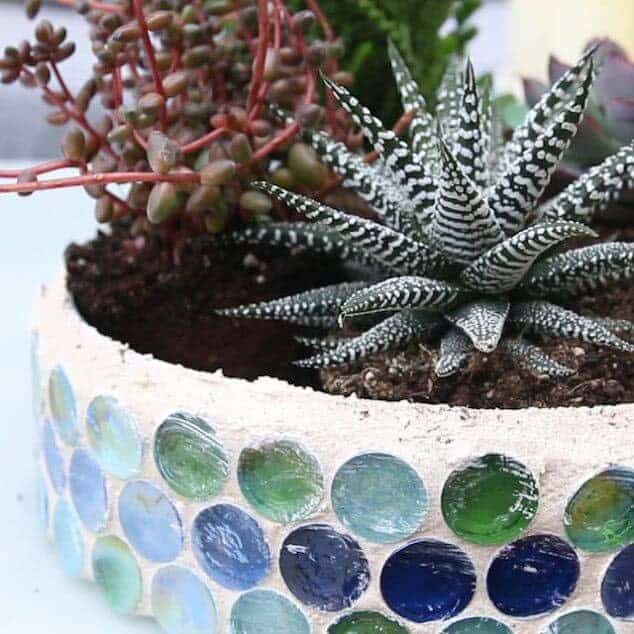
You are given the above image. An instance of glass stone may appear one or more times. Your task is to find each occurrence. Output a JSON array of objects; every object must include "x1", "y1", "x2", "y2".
[
  {"x1": 601, "y1": 543, "x2": 634, "y2": 620},
  {"x1": 380, "y1": 539, "x2": 476, "y2": 623},
  {"x1": 86, "y1": 395, "x2": 143, "y2": 480},
  {"x1": 487, "y1": 533, "x2": 580, "y2": 618},
  {"x1": 331, "y1": 452, "x2": 427, "y2": 543},
  {"x1": 328, "y1": 611, "x2": 409, "y2": 633},
  {"x1": 69, "y1": 448, "x2": 108, "y2": 533},
  {"x1": 192, "y1": 504, "x2": 271, "y2": 591},
  {"x1": 564, "y1": 466, "x2": 634, "y2": 553},
  {"x1": 542, "y1": 610, "x2": 616, "y2": 634},
  {"x1": 48, "y1": 365, "x2": 78, "y2": 446},
  {"x1": 440, "y1": 617, "x2": 512, "y2": 633},
  {"x1": 441, "y1": 453, "x2": 538, "y2": 546},
  {"x1": 92, "y1": 535, "x2": 142, "y2": 615},
  {"x1": 279, "y1": 523, "x2": 370, "y2": 612},
  {"x1": 53, "y1": 498, "x2": 84, "y2": 578},
  {"x1": 230, "y1": 589, "x2": 310, "y2": 634},
  {"x1": 43, "y1": 420, "x2": 66, "y2": 494},
  {"x1": 154, "y1": 412, "x2": 229, "y2": 501},
  {"x1": 151, "y1": 565, "x2": 218, "y2": 634},
  {"x1": 238, "y1": 439, "x2": 323, "y2": 523},
  {"x1": 119, "y1": 480, "x2": 183, "y2": 563},
  {"x1": 31, "y1": 332, "x2": 43, "y2": 421}
]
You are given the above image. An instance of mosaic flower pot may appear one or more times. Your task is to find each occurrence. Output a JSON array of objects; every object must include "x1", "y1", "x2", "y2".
[{"x1": 33, "y1": 272, "x2": 634, "y2": 634}]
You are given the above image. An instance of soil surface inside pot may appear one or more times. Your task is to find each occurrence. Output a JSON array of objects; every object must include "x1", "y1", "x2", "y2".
[{"x1": 67, "y1": 223, "x2": 634, "y2": 409}]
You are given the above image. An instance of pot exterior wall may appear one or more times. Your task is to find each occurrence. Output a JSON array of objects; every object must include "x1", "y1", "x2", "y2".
[{"x1": 33, "y1": 273, "x2": 634, "y2": 633}]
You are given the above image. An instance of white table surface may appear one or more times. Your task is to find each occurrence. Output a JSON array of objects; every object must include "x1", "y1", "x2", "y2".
[{"x1": 0, "y1": 169, "x2": 158, "y2": 633}]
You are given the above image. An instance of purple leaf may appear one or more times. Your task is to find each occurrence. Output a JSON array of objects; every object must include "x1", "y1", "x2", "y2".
[
  {"x1": 548, "y1": 55, "x2": 571, "y2": 84},
  {"x1": 522, "y1": 77, "x2": 548, "y2": 108},
  {"x1": 595, "y1": 54, "x2": 634, "y2": 103},
  {"x1": 605, "y1": 96, "x2": 634, "y2": 143}
]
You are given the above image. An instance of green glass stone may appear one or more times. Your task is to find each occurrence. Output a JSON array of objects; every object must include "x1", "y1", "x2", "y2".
[
  {"x1": 328, "y1": 611, "x2": 409, "y2": 634},
  {"x1": 440, "y1": 617, "x2": 512, "y2": 633},
  {"x1": 154, "y1": 412, "x2": 229, "y2": 500},
  {"x1": 238, "y1": 440, "x2": 323, "y2": 523},
  {"x1": 92, "y1": 535, "x2": 142, "y2": 615},
  {"x1": 542, "y1": 609, "x2": 615, "y2": 634},
  {"x1": 230, "y1": 589, "x2": 310, "y2": 634},
  {"x1": 441, "y1": 453, "x2": 538, "y2": 545},
  {"x1": 564, "y1": 466, "x2": 634, "y2": 553},
  {"x1": 48, "y1": 365, "x2": 78, "y2": 446}
]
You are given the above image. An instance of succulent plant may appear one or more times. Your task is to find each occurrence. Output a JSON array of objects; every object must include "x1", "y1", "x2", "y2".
[
  {"x1": 218, "y1": 44, "x2": 634, "y2": 378},
  {"x1": 0, "y1": 0, "x2": 350, "y2": 255}
]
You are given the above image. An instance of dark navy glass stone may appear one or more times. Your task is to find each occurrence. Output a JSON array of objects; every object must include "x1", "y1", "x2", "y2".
[
  {"x1": 601, "y1": 543, "x2": 634, "y2": 621},
  {"x1": 380, "y1": 539, "x2": 476, "y2": 623},
  {"x1": 192, "y1": 503, "x2": 271, "y2": 591},
  {"x1": 279, "y1": 523, "x2": 370, "y2": 612},
  {"x1": 487, "y1": 533, "x2": 580, "y2": 618}
]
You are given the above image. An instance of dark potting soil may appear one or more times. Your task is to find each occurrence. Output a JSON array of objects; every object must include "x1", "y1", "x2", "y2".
[{"x1": 66, "y1": 223, "x2": 634, "y2": 409}]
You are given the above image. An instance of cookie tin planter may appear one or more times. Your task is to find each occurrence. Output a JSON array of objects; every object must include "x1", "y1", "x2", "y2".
[{"x1": 33, "y1": 272, "x2": 633, "y2": 634}]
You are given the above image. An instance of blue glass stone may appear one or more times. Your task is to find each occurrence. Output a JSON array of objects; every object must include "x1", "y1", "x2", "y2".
[
  {"x1": 601, "y1": 543, "x2": 634, "y2": 621},
  {"x1": 487, "y1": 534, "x2": 580, "y2": 618},
  {"x1": 151, "y1": 565, "x2": 218, "y2": 634},
  {"x1": 69, "y1": 448, "x2": 108, "y2": 533},
  {"x1": 48, "y1": 365, "x2": 78, "y2": 446},
  {"x1": 119, "y1": 481, "x2": 183, "y2": 563},
  {"x1": 543, "y1": 609, "x2": 616, "y2": 633},
  {"x1": 86, "y1": 395, "x2": 143, "y2": 480},
  {"x1": 43, "y1": 420, "x2": 65, "y2": 494},
  {"x1": 331, "y1": 452, "x2": 427, "y2": 543},
  {"x1": 230, "y1": 589, "x2": 310, "y2": 634},
  {"x1": 279, "y1": 524, "x2": 370, "y2": 612},
  {"x1": 440, "y1": 617, "x2": 511, "y2": 633},
  {"x1": 53, "y1": 498, "x2": 84, "y2": 577},
  {"x1": 380, "y1": 539, "x2": 476, "y2": 623},
  {"x1": 192, "y1": 504, "x2": 271, "y2": 591}
]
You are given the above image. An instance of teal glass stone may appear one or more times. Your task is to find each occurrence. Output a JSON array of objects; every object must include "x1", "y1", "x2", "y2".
[
  {"x1": 154, "y1": 412, "x2": 229, "y2": 500},
  {"x1": 48, "y1": 365, "x2": 78, "y2": 446},
  {"x1": 53, "y1": 498, "x2": 84, "y2": 578},
  {"x1": 542, "y1": 610, "x2": 615, "y2": 634},
  {"x1": 92, "y1": 535, "x2": 142, "y2": 615},
  {"x1": 331, "y1": 452, "x2": 427, "y2": 543},
  {"x1": 86, "y1": 395, "x2": 143, "y2": 480},
  {"x1": 230, "y1": 589, "x2": 310, "y2": 634},
  {"x1": 440, "y1": 617, "x2": 512, "y2": 633},
  {"x1": 328, "y1": 611, "x2": 409, "y2": 633},
  {"x1": 441, "y1": 453, "x2": 539, "y2": 545},
  {"x1": 564, "y1": 466, "x2": 634, "y2": 553},
  {"x1": 151, "y1": 566, "x2": 218, "y2": 634},
  {"x1": 238, "y1": 440, "x2": 324, "y2": 523}
]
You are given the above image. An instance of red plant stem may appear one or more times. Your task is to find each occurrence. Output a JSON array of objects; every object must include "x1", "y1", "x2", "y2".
[
  {"x1": 304, "y1": 0, "x2": 334, "y2": 41},
  {"x1": 133, "y1": 0, "x2": 167, "y2": 127},
  {"x1": 247, "y1": 0, "x2": 270, "y2": 113},
  {"x1": 50, "y1": 62, "x2": 74, "y2": 103},
  {"x1": 132, "y1": 129, "x2": 148, "y2": 150},
  {"x1": 0, "y1": 159, "x2": 78, "y2": 178},
  {"x1": 105, "y1": 189, "x2": 143, "y2": 216},
  {"x1": 364, "y1": 108, "x2": 418, "y2": 162},
  {"x1": 52, "y1": 0, "x2": 123, "y2": 13},
  {"x1": 180, "y1": 126, "x2": 229, "y2": 154},
  {"x1": 0, "y1": 171, "x2": 200, "y2": 195},
  {"x1": 112, "y1": 66, "x2": 123, "y2": 109}
]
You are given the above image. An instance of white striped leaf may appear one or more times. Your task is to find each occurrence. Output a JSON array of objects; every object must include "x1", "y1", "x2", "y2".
[
  {"x1": 435, "y1": 327, "x2": 473, "y2": 377},
  {"x1": 446, "y1": 299, "x2": 510, "y2": 352},
  {"x1": 504, "y1": 338, "x2": 575, "y2": 378}
]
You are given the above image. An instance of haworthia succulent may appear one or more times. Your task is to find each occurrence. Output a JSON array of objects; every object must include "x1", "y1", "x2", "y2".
[
  {"x1": 504, "y1": 338, "x2": 576, "y2": 378},
  {"x1": 446, "y1": 299, "x2": 510, "y2": 353},
  {"x1": 435, "y1": 327, "x2": 473, "y2": 377}
]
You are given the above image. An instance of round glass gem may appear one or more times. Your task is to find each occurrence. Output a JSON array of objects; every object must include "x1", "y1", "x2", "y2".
[
  {"x1": 192, "y1": 504, "x2": 271, "y2": 591},
  {"x1": 151, "y1": 565, "x2": 218, "y2": 634},
  {"x1": 53, "y1": 498, "x2": 84, "y2": 578},
  {"x1": 440, "y1": 617, "x2": 512, "y2": 633},
  {"x1": 542, "y1": 610, "x2": 616, "y2": 634},
  {"x1": 601, "y1": 543, "x2": 634, "y2": 620},
  {"x1": 380, "y1": 539, "x2": 476, "y2": 623},
  {"x1": 69, "y1": 448, "x2": 108, "y2": 532},
  {"x1": 564, "y1": 466, "x2": 634, "y2": 553},
  {"x1": 238, "y1": 439, "x2": 324, "y2": 523},
  {"x1": 92, "y1": 535, "x2": 142, "y2": 615},
  {"x1": 328, "y1": 611, "x2": 409, "y2": 633},
  {"x1": 86, "y1": 395, "x2": 143, "y2": 480},
  {"x1": 154, "y1": 411, "x2": 229, "y2": 501},
  {"x1": 43, "y1": 420, "x2": 66, "y2": 494},
  {"x1": 487, "y1": 533, "x2": 580, "y2": 618},
  {"x1": 441, "y1": 453, "x2": 538, "y2": 546},
  {"x1": 331, "y1": 452, "x2": 427, "y2": 543},
  {"x1": 48, "y1": 365, "x2": 78, "y2": 445},
  {"x1": 230, "y1": 589, "x2": 310, "y2": 634},
  {"x1": 119, "y1": 480, "x2": 183, "y2": 563},
  {"x1": 279, "y1": 524, "x2": 370, "y2": 612}
]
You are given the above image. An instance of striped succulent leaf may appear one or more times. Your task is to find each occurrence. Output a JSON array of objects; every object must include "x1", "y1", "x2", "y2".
[
  {"x1": 446, "y1": 299, "x2": 510, "y2": 353},
  {"x1": 504, "y1": 338, "x2": 576, "y2": 378},
  {"x1": 435, "y1": 327, "x2": 473, "y2": 377},
  {"x1": 436, "y1": 56, "x2": 464, "y2": 145},
  {"x1": 461, "y1": 221, "x2": 597, "y2": 293}
]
